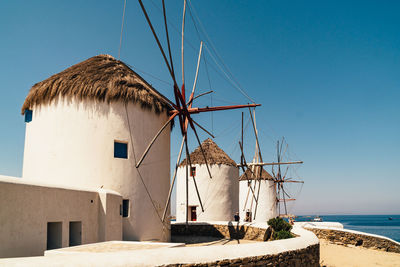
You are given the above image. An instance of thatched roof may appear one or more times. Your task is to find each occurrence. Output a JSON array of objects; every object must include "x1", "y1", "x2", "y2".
[
  {"x1": 179, "y1": 138, "x2": 236, "y2": 167},
  {"x1": 21, "y1": 55, "x2": 172, "y2": 115},
  {"x1": 239, "y1": 167, "x2": 273, "y2": 181}
]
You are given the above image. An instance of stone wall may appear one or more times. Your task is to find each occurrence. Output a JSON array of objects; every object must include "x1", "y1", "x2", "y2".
[
  {"x1": 160, "y1": 244, "x2": 320, "y2": 267},
  {"x1": 309, "y1": 228, "x2": 400, "y2": 253},
  {"x1": 171, "y1": 223, "x2": 271, "y2": 241}
]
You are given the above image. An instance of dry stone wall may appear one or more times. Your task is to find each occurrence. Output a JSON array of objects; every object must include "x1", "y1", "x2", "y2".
[
  {"x1": 309, "y1": 228, "x2": 400, "y2": 253},
  {"x1": 171, "y1": 223, "x2": 271, "y2": 241},
  {"x1": 159, "y1": 244, "x2": 320, "y2": 267}
]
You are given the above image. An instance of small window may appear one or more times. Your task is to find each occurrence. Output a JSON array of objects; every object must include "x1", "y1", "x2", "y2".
[
  {"x1": 25, "y1": 109, "x2": 33, "y2": 123},
  {"x1": 122, "y1": 199, "x2": 129, "y2": 217},
  {"x1": 190, "y1": 167, "x2": 196, "y2": 177},
  {"x1": 189, "y1": 206, "x2": 197, "y2": 221},
  {"x1": 114, "y1": 141, "x2": 128, "y2": 159}
]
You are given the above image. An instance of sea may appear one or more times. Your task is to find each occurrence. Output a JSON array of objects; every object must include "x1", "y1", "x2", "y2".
[{"x1": 295, "y1": 215, "x2": 400, "y2": 242}]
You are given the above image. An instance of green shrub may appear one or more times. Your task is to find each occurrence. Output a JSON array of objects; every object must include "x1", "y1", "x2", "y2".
[
  {"x1": 267, "y1": 217, "x2": 293, "y2": 240},
  {"x1": 273, "y1": 230, "x2": 294, "y2": 240},
  {"x1": 267, "y1": 217, "x2": 292, "y2": 232}
]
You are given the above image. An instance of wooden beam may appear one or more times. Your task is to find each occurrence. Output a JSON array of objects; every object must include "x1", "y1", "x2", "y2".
[{"x1": 237, "y1": 161, "x2": 303, "y2": 167}]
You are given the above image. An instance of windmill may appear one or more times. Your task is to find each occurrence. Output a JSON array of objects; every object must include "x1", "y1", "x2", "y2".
[
  {"x1": 238, "y1": 109, "x2": 304, "y2": 221},
  {"x1": 271, "y1": 137, "x2": 304, "y2": 217},
  {"x1": 136, "y1": 0, "x2": 260, "y2": 228}
]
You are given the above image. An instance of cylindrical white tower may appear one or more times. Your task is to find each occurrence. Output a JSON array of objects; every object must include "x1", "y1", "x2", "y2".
[
  {"x1": 239, "y1": 168, "x2": 277, "y2": 223},
  {"x1": 21, "y1": 55, "x2": 171, "y2": 241},
  {"x1": 176, "y1": 139, "x2": 239, "y2": 222}
]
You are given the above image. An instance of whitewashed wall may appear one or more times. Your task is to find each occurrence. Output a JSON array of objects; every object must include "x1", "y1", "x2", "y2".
[
  {"x1": 22, "y1": 97, "x2": 171, "y2": 242},
  {"x1": 0, "y1": 175, "x2": 122, "y2": 258},
  {"x1": 239, "y1": 179, "x2": 277, "y2": 223},
  {"x1": 176, "y1": 164, "x2": 239, "y2": 222}
]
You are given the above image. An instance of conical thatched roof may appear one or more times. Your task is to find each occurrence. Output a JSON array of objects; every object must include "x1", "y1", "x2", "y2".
[
  {"x1": 21, "y1": 55, "x2": 172, "y2": 115},
  {"x1": 239, "y1": 167, "x2": 273, "y2": 181},
  {"x1": 179, "y1": 138, "x2": 236, "y2": 167}
]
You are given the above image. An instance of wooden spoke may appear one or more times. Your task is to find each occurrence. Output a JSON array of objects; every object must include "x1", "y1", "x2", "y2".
[
  {"x1": 282, "y1": 166, "x2": 289, "y2": 181},
  {"x1": 283, "y1": 179, "x2": 304, "y2": 183},
  {"x1": 281, "y1": 185, "x2": 292, "y2": 199},
  {"x1": 189, "y1": 121, "x2": 212, "y2": 179},
  {"x1": 248, "y1": 107, "x2": 263, "y2": 162},
  {"x1": 162, "y1": 135, "x2": 185, "y2": 223},
  {"x1": 281, "y1": 184, "x2": 288, "y2": 215},
  {"x1": 136, "y1": 113, "x2": 177, "y2": 168},
  {"x1": 238, "y1": 141, "x2": 254, "y2": 176},
  {"x1": 253, "y1": 177, "x2": 262, "y2": 220},
  {"x1": 138, "y1": 0, "x2": 176, "y2": 86},
  {"x1": 187, "y1": 41, "x2": 203, "y2": 107},
  {"x1": 191, "y1": 119, "x2": 215, "y2": 138},
  {"x1": 185, "y1": 135, "x2": 189, "y2": 227},
  {"x1": 161, "y1": 0, "x2": 175, "y2": 79},
  {"x1": 237, "y1": 161, "x2": 304, "y2": 167},
  {"x1": 181, "y1": 0, "x2": 186, "y2": 99},
  {"x1": 188, "y1": 90, "x2": 213, "y2": 105},
  {"x1": 185, "y1": 139, "x2": 204, "y2": 212},
  {"x1": 243, "y1": 184, "x2": 251, "y2": 211}
]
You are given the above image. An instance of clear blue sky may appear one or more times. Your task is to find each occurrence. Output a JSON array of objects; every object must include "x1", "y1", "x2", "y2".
[{"x1": 0, "y1": 0, "x2": 399, "y2": 215}]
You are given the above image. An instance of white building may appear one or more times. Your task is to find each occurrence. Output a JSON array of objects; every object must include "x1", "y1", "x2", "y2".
[
  {"x1": 0, "y1": 55, "x2": 171, "y2": 258},
  {"x1": 176, "y1": 138, "x2": 239, "y2": 222},
  {"x1": 239, "y1": 167, "x2": 278, "y2": 223}
]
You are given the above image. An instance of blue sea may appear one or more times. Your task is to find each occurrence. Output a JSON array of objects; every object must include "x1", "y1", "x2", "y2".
[
  {"x1": 172, "y1": 215, "x2": 400, "y2": 242},
  {"x1": 296, "y1": 215, "x2": 400, "y2": 242}
]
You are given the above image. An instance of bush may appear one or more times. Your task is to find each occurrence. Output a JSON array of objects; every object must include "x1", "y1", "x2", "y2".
[
  {"x1": 273, "y1": 230, "x2": 294, "y2": 240},
  {"x1": 267, "y1": 217, "x2": 292, "y2": 232},
  {"x1": 267, "y1": 217, "x2": 293, "y2": 240}
]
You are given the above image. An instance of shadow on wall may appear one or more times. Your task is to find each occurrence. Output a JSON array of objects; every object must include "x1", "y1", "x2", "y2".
[{"x1": 171, "y1": 222, "x2": 272, "y2": 242}]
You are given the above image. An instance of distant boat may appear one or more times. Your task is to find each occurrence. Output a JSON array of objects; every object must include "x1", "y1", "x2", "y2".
[
  {"x1": 313, "y1": 216, "x2": 323, "y2": 222},
  {"x1": 388, "y1": 217, "x2": 393, "y2": 220}
]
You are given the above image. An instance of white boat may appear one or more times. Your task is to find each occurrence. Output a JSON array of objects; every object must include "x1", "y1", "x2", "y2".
[{"x1": 313, "y1": 216, "x2": 323, "y2": 222}]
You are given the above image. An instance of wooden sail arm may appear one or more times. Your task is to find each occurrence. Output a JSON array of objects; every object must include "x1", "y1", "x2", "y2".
[
  {"x1": 237, "y1": 161, "x2": 303, "y2": 167},
  {"x1": 170, "y1": 103, "x2": 261, "y2": 115},
  {"x1": 187, "y1": 90, "x2": 213, "y2": 106},
  {"x1": 280, "y1": 180, "x2": 304, "y2": 183},
  {"x1": 277, "y1": 199, "x2": 296, "y2": 202}
]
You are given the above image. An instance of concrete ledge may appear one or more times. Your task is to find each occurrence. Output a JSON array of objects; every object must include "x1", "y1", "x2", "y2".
[
  {"x1": 45, "y1": 241, "x2": 185, "y2": 255},
  {"x1": 0, "y1": 224, "x2": 320, "y2": 266}
]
